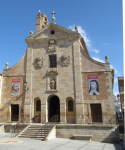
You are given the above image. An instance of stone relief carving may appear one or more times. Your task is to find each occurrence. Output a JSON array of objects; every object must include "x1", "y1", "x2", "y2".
[
  {"x1": 50, "y1": 78, "x2": 56, "y2": 90},
  {"x1": 48, "y1": 40, "x2": 56, "y2": 52},
  {"x1": 46, "y1": 70, "x2": 58, "y2": 92},
  {"x1": 61, "y1": 55, "x2": 70, "y2": 67},
  {"x1": 35, "y1": 57, "x2": 43, "y2": 68}
]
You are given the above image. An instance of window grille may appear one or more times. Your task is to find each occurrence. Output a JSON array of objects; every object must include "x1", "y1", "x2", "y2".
[
  {"x1": 36, "y1": 100, "x2": 41, "y2": 111},
  {"x1": 68, "y1": 100, "x2": 73, "y2": 111},
  {"x1": 49, "y1": 55, "x2": 57, "y2": 68}
]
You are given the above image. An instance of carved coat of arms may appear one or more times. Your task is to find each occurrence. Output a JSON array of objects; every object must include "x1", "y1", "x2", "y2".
[
  {"x1": 61, "y1": 55, "x2": 70, "y2": 67},
  {"x1": 48, "y1": 40, "x2": 56, "y2": 52},
  {"x1": 35, "y1": 57, "x2": 43, "y2": 68}
]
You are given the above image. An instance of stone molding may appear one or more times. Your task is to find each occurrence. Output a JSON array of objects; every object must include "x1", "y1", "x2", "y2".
[
  {"x1": 80, "y1": 45, "x2": 105, "y2": 66},
  {"x1": 3, "y1": 74, "x2": 26, "y2": 77},
  {"x1": 3, "y1": 51, "x2": 27, "y2": 71}
]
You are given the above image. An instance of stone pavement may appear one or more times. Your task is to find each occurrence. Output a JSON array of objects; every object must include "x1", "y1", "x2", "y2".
[{"x1": 0, "y1": 133, "x2": 123, "y2": 150}]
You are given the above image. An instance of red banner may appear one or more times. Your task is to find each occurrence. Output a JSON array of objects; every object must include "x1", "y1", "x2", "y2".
[
  {"x1": 12, "y1": 79, "x2": 20, "y2": 82},
  {"x1": 88, "y1": 75, "x2": 98, "y2": 79}
]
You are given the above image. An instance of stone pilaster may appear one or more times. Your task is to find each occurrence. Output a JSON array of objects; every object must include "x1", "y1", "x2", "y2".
[
  {"x1": 24, "y1": 43, "x2": 33, "y2": 123},
  {"x1": 60, "y1": 102, "x2": 66, "y2": 124},
  {"x1": 41, "y1": 102, "x2": 46, "y2": 123},
  {"x1": 73, "y1": 40, "x2": 84, "y2": 124}
]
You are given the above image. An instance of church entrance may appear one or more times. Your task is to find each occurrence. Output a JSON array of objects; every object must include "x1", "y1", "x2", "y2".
[
  {"x1": 11, "y1": 104, "x2": 19, "y2": 121},
  {"x1": 48, "y1": 95, "x2": 60, "y2": 122},
  {"x1": 90, "y1": 104, "x2": 102, "y2": 122}
]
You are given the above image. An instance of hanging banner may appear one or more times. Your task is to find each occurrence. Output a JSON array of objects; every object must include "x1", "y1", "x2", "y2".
[
  {"x1": 11, "y1": 79, "x2": 20, "y2": 97},
  {"x1": 88, "y1": 75, "x2": 99, "y2": 95}
]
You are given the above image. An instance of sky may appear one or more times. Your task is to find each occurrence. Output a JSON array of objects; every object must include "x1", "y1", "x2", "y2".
[{"x1": 0, "y1": 0, "x2": 123, "y2": 96}]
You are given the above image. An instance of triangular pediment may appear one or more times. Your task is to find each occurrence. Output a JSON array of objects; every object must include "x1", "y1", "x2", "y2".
[{"x1": 25, "y1": 23, "x2": 80, "y2": 42}]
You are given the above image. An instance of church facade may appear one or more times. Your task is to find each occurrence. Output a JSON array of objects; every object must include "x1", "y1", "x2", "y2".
[{"x1": 0, "y1": 11, "x2": 116, "y2": 124}]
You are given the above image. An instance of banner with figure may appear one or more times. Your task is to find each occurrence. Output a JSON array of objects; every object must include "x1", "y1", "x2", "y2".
[
  {"x1": 88, "y1": 75, "x2": 99, "y2": 95},
  {"x1": 11, "y1": 79, "x2": 20, "y2": 97}
]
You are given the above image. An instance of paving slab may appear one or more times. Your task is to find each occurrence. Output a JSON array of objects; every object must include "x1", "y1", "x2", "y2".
[{"x1": 0, "y1": 133, "x2": 123, "y2": 150}]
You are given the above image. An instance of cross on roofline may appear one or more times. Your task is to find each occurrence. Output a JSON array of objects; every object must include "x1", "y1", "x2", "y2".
[{"x1": 51, "y1": 11, "x2": 56, "y2": 17}]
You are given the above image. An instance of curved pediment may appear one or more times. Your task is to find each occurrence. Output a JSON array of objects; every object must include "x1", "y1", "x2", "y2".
[{"x1": 46, "y1": 69, "x2": 59, "y2": 76}]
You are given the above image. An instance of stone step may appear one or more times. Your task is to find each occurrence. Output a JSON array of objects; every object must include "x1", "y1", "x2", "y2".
[
  {"x1": 18, "y1": 135, "x2": 45, "y2": 138},
  {"x1": 22, "y1": 130, "x2": 49, "y2": 134},
  {"x1": 72, "y1": 135, "x2": 93, "y2": 141},
  {"x1": 25, "y1": 129, "x2": 50, "y2": 132}
]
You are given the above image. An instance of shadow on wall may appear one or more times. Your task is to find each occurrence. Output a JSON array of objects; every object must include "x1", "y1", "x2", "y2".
[{"x1": 0, "y1": 93, "x2": 24, "y2": 122}]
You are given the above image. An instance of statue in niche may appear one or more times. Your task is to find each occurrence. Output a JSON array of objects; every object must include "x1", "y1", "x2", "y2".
[
  {"x1": 35, "y1": 57, "x2": 43, "y2": 68},
  {"x1": 61, "y1": 55, "x2": 70, "y2": 67},
  {"x1": 50, "y1": 78, "x2": 56, "y2": 90}
]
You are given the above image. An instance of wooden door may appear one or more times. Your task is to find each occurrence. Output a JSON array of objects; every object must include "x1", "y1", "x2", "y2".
[
  {"x1": 11, "y1": 105, "x2": 19, "y2": 121},
  {"x1": 90, "y1": 104, "x2": 102, "y2": 122}
]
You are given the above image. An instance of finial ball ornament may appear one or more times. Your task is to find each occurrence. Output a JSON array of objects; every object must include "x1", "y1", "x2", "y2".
[
  {"x1": 5, "y1": 62, "x2": 9, "y2": 66},
  {"x1": 30, "y1": 31, "x2": 33, "y2": 35}
]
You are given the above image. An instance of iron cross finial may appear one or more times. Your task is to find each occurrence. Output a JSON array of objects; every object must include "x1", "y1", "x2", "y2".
[{"x1": 51, "y1": 11, "x2": 56, "y2": 17}]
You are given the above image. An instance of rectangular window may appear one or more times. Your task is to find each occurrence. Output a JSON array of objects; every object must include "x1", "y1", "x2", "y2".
[{"x1": 49, "y1": 55, "x2": 57, "y2": 68}]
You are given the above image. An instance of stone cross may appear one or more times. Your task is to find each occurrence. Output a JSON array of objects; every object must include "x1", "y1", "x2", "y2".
[
  {"x1": 51, "y1": 11, "x2": 56, "y2": 23},
  {"x1": 51, "y1": 11, "x2": 56, "y2": 17}
]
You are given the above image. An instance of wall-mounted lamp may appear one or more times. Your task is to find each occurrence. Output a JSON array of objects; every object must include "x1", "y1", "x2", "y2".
[
  {"x1": 24, "y1": 81, "x2": 27, "y2": 87},
  {"x1": 20, "y1": 109, "x2": 23, "y2": 113},
  {"x1": 23, "y1": 81, "x2": 29, "y2": 93}
]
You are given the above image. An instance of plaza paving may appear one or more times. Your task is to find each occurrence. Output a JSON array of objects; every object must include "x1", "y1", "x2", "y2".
[{"x1": 0, "y1": 133, "x2": 123, "y2": 150}]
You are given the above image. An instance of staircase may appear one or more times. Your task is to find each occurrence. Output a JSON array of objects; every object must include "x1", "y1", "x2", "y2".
[
  {"x1": 18, "y1": 115, "x2": 59, "y2": 140},
  {"x1": 18, "y1": 124, "x2": 55, "y2": 140}
]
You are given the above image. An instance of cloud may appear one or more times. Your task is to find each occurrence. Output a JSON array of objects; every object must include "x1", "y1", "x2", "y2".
[
  {"x1": 113, "y1": 91, "x2": 119, "y2": 96},
  {"x1": 114, "y1": 78, "x2": 117, "y2": 83},
  {"x1": 68, "y1": 25, "x2": 99, "y2": 54},
  {"x1": 92, "y1": 57, "x2": 105, "y2": 63},
  {"x1": 110, "y1": 65, "x2": 118, "y2": 73},
  {"x1": 103, "y1": 43, "x2": 109, "y2": 46},
  {"x1": 90, "y1": 48, "x2": 99, "y2": 54}
]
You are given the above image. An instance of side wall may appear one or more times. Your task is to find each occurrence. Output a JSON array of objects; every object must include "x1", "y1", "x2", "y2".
[
  {"x1": 56, "y1": 124, "x2": 119, "y2": 143},
  {"x1": 0, "y1": 52, "x2": 27, "y2": 122},
  {"x1": 80, "y1": 49, "x2": 116, "y2": 124}
]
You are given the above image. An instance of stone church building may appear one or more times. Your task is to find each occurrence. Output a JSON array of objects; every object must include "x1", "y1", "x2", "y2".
[{"x1": 0, "y1": 11, "x2": 116, "y2": 125}]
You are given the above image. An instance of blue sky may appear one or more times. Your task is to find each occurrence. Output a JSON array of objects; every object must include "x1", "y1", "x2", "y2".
[{"x1": 0, "y1": 0, "x2": 123, "y2": 96}]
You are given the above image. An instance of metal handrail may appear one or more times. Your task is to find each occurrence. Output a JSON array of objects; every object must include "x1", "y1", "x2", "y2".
[
  {"x1": 0, "y1": 114, "x2": 7, "y2": 124},
  {"x1": 33, "y1": 115, "x2": 59, "y2": 140},
  {"x1": 105, "y1": 115, "x2": 117, "y2": 125},
  {"x1": 11, "y1": 115, "x2": 30, "y2": 137},
  {"x1": 43, "y1": 115, "x2": 59, "y2": 140}
]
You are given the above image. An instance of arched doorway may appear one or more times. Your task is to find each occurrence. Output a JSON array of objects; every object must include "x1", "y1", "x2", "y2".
[
  {"x1": 48, "y1": 95, "x2": 60, "y2": 122},
  {"x1": 34, "y1": 98, "x2": 41, "y2": 123}
]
